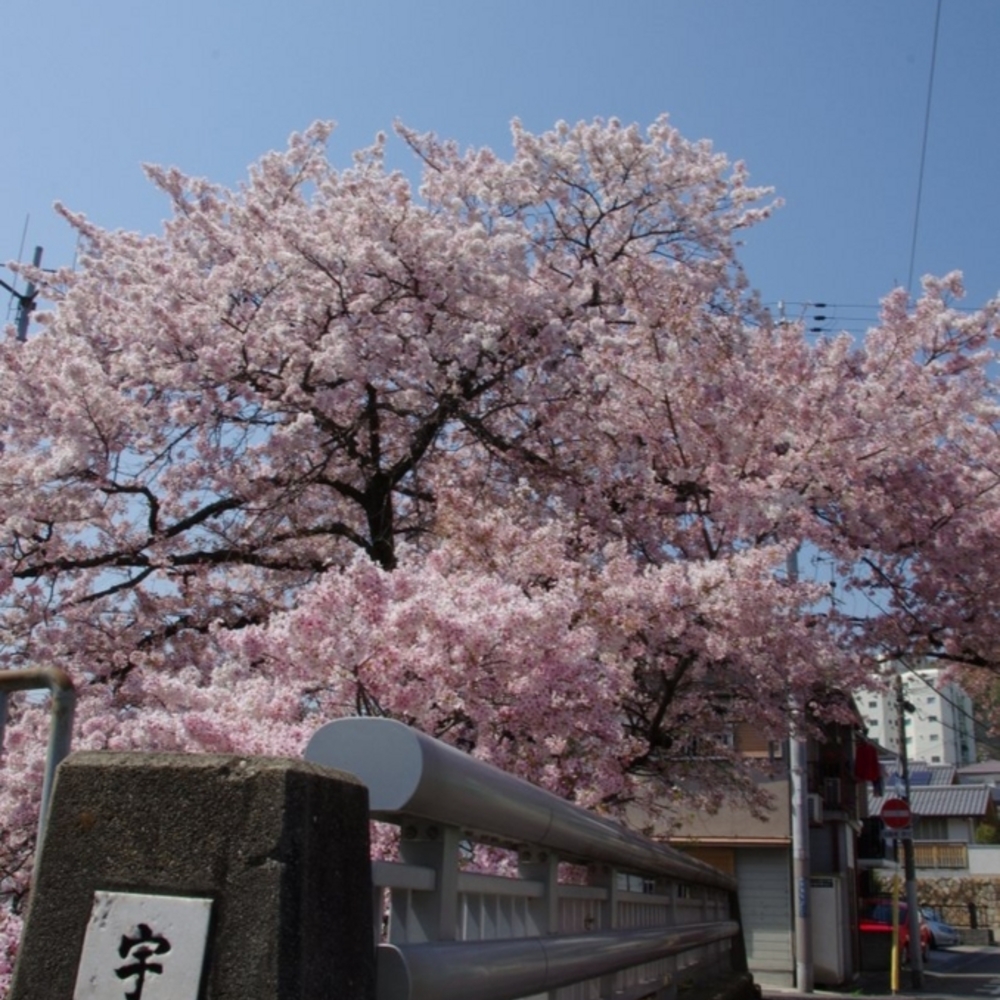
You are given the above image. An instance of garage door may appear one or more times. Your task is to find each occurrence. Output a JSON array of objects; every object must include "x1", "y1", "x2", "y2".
[{"x1": 736, "y1": 848, "x2": 793, "y2": 979}]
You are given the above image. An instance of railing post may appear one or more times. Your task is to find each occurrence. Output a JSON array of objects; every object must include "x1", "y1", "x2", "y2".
[
  {"x1": 588, "y1": 864, "x2": 621, "y2": 998},
  {"x1": 37, "y1": 676, "x2": 75, "y2": 850},
  {"x1": 519, "y1": 849, "x2": 561, "y2": 1000},
  {"x1": 0, "y1": 668, "x2": 76, "y2": 850},
  {"x1": 518, "y1": 849, "x2": 560, "y2": 936},
  {"x1": 396, "y1": 818, "x2": 462, "y2": 942}
]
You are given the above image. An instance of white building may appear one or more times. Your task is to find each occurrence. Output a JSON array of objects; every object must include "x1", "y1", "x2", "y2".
[{"x1": 859, "y1": 663, "x2": 976, "y2": 766}]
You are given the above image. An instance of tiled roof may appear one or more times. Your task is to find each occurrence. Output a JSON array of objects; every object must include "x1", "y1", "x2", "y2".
[
  {"x1": 884, "y1": 763, "x2": 956, "y2": 786},
  {"x1": 869, "y1": 784, "x2": 992, "y2": 818}
]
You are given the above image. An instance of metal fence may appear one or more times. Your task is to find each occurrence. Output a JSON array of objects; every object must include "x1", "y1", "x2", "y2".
[
  {"x1": 0, "y1": 668, "x2": 76, "y2": 848},
  {"x1": 306, "y1": 717, "x2": 747, "y2": 1000}
]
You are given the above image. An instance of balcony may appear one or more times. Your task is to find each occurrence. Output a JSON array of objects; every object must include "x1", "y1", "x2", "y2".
[
  {"x1": 912, "y1": 841, "x2": 968, "y2": 869},
  {"x1": 807, "y1": 763, "x2": 856, "y2": 815}
]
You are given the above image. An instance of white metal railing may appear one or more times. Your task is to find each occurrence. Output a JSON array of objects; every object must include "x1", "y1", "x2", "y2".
[{"x1": 306, "y1": 717, "x2": 747, "y2": 1000}]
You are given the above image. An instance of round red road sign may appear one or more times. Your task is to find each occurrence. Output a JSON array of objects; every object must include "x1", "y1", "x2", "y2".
[{"x1": 881, "y1": 797, "x2": 912, "y2": 829}]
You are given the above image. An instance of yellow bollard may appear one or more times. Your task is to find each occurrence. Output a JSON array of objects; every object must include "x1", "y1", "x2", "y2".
[{"x1": 890, "y1": 873, "x2": 901, "y2": 995}]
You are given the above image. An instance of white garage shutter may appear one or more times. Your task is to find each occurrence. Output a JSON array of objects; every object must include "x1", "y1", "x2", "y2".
[{"x1": 736, "y1": 848, "x2": 793, "y2": 979}]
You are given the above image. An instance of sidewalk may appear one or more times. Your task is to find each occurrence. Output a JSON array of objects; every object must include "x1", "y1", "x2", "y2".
[
  {"x1": 759, "y1": 945, "x2": 991, "y2": 999},
  {"x1": 760, "y1": 964, "x2": 927, "y2": 1000},
  {"x1": 759, "y1": 944, "x2": 1000, "y2": 1000}
]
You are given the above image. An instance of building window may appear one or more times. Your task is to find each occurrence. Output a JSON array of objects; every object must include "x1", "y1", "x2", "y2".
[
  {"x1": 869, "y1": 700, "x2": 878, "y2": 708},
  {"x1": 931, "y1": 756, "x2": 941, "y2": 762},
  {"x1": 914, "y1": 817, "x2": 948, "y2": 840},
  {"x1": 930, "y1": 734, "x2": 939, "y2": 741},
  {"x1": 928, "y1": 715, "x2": 938, "y2": 722}
]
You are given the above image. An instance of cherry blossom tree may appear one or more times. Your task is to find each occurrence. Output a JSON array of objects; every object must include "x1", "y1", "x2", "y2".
[{"x1": 0, "y1": 117, "x2": 999, "y2": 984}]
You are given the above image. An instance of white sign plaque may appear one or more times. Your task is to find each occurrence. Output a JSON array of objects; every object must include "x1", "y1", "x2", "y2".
[{"x1": 73, "y1": 891, "x2": 212, "y2": 1000}]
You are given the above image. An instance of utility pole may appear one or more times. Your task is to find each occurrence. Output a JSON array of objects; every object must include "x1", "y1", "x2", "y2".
[
  {"x1": 895, "y1": 670, "x2": 924, "y2": 990},
  {"x1": 787, "y1": 547, "x2": 813, "y2": 993}
]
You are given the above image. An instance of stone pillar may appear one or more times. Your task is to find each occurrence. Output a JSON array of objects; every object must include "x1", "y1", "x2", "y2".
[{"x1": 11, "y1": 752, "x2": 375, "y2": 1000}]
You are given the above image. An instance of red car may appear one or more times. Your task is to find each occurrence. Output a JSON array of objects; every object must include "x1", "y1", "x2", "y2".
[{"x1": 859, "y1": 899, "x2": 931, "y2": 963}]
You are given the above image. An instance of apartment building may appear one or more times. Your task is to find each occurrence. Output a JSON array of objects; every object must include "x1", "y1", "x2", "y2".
[{"x1": 859, "y1": 664, "x2": 976, "y2": 766}]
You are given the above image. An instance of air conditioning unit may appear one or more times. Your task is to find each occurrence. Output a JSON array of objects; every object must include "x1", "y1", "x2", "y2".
[{"x1": 808, "y1": 793, "x2": 824, "y2": 826}]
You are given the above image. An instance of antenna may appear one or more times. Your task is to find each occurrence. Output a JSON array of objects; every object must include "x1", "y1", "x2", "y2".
[
  {"x1": 4, "y1": 215, "x2": 29, "y2": 325},
  {"x1": 0, "y1": 245, "x2": 43, "y2": 341}
]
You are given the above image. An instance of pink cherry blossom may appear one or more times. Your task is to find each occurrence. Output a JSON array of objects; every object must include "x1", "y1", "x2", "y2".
[{"x1": 0, "y1": 117, "x2": 998, "y2": 985}]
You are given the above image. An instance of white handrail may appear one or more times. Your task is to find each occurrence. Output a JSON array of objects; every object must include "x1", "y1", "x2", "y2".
[
  {"x1": 306, "y1": 717, "x2": 734, "y2": 891},
  {"x1": 307, "y1": 717, "x2": 748, "y2": 1000}
]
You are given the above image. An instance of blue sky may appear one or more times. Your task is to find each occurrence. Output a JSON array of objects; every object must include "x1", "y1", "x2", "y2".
[{"x1": 2, "y1": 0, "x2": 999, "y2": 339}]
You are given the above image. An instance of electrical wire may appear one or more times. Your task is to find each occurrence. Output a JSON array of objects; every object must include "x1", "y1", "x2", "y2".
[
  {"x1": 867, "y1": 659, "x2": 1000, "y2": 762},
  {"x1": 907, "y1": 0, "x2": 943, "y2": 297},
  {"x1": 763, "y1": 293, "x2": 988, "y2": 342},
  {"x1": 903, "y1": 665, "x2": 1000, "y2": 760}
]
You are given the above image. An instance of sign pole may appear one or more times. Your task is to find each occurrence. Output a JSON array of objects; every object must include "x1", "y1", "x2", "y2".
[{"x1": 895, "y1": 671, "x2": 924, "y2": 990}]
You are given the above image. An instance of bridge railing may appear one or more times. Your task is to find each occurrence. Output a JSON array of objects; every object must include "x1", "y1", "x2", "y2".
[
  {"x1": 0, "y1": 667, "x2": 75, "y2": 849},
  {"x1": 306, "y1": 717, "x2": 748, "y2": 1000}
]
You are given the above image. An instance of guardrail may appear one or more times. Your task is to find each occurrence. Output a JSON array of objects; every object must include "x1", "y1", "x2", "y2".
[
  {"x1": 306, "y1": 717, "x2": 749, "y2": 1000},
  {"x1": 0, "y1": 667, "x2": 75, "y2": 848}
]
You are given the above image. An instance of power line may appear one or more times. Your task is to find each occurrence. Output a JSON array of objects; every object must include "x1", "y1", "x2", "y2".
[
  {"x1": 764, "y1": 292, "x2": 989, "y2": 341},
  {"x1": 886, "y1": 658, "x2": 1000, "y2": 761},
  {"x1": 767, "y1": 300, "x2": 985, "y2": 318},
  {"x1": 773, "y1": 301, "x2": 881, "y2": 313},
  {"x1": 906, "y1": 0, "x2": 943, "y2": 297}
]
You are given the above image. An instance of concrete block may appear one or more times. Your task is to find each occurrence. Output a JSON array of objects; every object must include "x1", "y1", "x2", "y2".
[{"x1": 11, "y1": 752, "x2": 375, "y2": 1000}]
